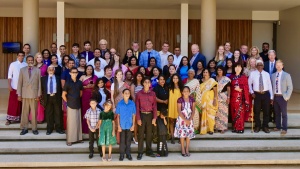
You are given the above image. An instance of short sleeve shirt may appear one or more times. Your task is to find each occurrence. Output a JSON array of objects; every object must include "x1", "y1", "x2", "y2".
[
  {"x1": 63, "y1": 80, "x2": 83, "y2": 109},
  {"x1": 116, "y1": 99, "x2": 136, "y2": 129}
]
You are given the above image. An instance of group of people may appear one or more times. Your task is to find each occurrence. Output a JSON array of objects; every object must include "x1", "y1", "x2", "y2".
[{"x1": 6, "y1": 39, "x2": 293, "y2": 161}]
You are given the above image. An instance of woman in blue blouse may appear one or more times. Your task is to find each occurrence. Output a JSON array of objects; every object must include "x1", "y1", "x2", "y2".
[{"x1": 177, "y1": 56, "x2": 190, "y2": 81}]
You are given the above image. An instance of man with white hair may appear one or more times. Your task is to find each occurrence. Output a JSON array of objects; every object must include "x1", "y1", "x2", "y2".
[
  {"x1": 248, "y1": 60, "x2": 273, "y2": 133},
  {"x1": 264, "y1": 50, "x2": 278, "y2": 123},
  {"x1": 190, "y1": 44, "x2": 206, "y2": 71},
  {"x1": 41, "y1": 66, "x2": 64, "y2": 135},
  {"x1": 98, "y1": 39, "x2": 109, "y2": 58}
]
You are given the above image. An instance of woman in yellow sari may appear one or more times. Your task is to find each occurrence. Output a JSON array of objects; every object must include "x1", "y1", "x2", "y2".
[{"x1": 199, "y1": 69, "x2": 218, "y2": 135}]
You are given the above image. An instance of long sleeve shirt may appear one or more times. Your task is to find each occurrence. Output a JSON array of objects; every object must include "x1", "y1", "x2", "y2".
[
  {"x1": 135, "y1": 89, "x2": 157, "y2": 121},
  {"x1": 139, "y1": 49, "x2": 161, "y2": 69}
]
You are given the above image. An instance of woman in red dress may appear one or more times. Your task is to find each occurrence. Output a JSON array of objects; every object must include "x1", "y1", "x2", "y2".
[{"x1": 229, "y1": 63, "x2": 250, "y2": 133}]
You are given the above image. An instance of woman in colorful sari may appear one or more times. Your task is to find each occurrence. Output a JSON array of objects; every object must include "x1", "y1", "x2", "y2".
[
  {"x1": 199, "y1": 69, "x2": 218, "y2": 135},
  {"x1": 184, "y1": 69, "x2": 201, "y2": 134},
  {"x1": 229, "y1": 63, "x2": 250, "y2": 133},
  {"x1": 215, "y1": 66, "x2": 231, "y2": 134},
  {"x1": 80, "y1": 65, "x2": 98, "y2": 134}
]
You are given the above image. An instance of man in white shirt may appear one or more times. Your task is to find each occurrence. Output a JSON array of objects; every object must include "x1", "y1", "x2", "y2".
[
  {"x1": 87, "y1": 48, "x2": 108, "y2": 69},
  {"x1": 248, "y1": 60, "x2": 273, "y2": 133},
  {"x1": 271, "y1": 60, "x2": 293, "y2": 135},
  {"x1": 6, "y1": 51, "x2": 27, "y2": 125},
  {"x1": 159, "y1": 42, "x2": 172, "y2": 69},
  {"x1": 173, "y1": 47, "x2": 183, "y2": 68}
]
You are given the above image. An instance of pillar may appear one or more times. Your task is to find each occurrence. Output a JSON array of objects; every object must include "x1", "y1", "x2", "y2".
[
  {"x1": 180, "y1": 3, "x2": 189, "y2": 57},
  {"x1": 23, "y1": 0, "x2": 39, "y2": 54},
  {"x1": 201, "y1": 0, "x2": 216, "y2": 60},
  {"x1": 57, "y1": 1, "x2": 65, "y2": 55}
]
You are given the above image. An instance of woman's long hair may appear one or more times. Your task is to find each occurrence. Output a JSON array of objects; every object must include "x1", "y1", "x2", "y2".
[
  {"x1": 169, "y1": 73, "x2": 183, "y2": 93},
  {"x1": 113, "y1": 69, "x2": 123, "y2": 100},
  {"x1": 133, "y1": 72, "x2": 144, "y2": 86}
]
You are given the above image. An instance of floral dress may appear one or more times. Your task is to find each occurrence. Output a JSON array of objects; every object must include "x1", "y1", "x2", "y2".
[{"x1": 174, "y1": 97, "x2": 195, "y2": 139}]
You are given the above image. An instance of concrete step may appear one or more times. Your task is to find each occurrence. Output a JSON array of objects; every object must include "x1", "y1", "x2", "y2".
[
  {"x1": 1, "y1": 152, "x2": 300, "y2": 168},
  {"x1": 1, "y1": 139, "x2": 300, "y2": 154},
  {"x1": 0, "y1": 129, "x2": 299, "y2": 141}
]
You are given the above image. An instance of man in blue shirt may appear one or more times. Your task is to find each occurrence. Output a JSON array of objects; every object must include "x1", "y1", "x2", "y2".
[
  {"x1": 61, "y1": 59, "x2": 75, "y2": 87},
  {"x1": 139, "y1": 39, "x2": 161, "y2": 69},
  {"x1": 116, "y1": 88, "x2": 136, "y2": 161}
]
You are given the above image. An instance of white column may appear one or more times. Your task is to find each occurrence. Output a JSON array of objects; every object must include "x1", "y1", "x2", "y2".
[
  {"x1": 201, "y1": 0, "x2": 216, "y2": 61},
  {"x1": 23, "y1": 0, "x2": 39, "y2": 54},
  {"x1": 180, "y1": 3, "x2": 189, "y2": 57},
  {"x1": 57, "y1": 1, "x2": 65, "y2": 55}
]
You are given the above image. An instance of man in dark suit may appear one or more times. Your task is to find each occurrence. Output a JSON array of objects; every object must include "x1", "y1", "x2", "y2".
[
  {"x1": 264, "y1": 50, "x2": 277, "y2": 122},
  {"x1": 132, "y1": 41, "x2": 141, "y2": 63},
  {"x1": 190, "y1": 44, "x2": 206, "y2": 71},
  {"x1": 42, "y1": 65, "x2": 64, "y2": 135},
  {"x1": 264, "y1": 50, "x2": 277, "y2": 75},
  {"x1": 240, "y1": 45, "x2": 249, "y2": 67},
  {"x1": 80, "y1": 41, "x2": 94, "y2": 62},
  {"x1": 99, "y1": 39, "x2": 109, "y2": 59}
]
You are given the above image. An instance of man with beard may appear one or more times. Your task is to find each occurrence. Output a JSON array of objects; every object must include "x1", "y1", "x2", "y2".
[
  {"x1": 17, "y1": 55, "x2": 41, "y2": 135},
  {"x1": 259, "y1": 42, "x2": 270, "y2": 62}
]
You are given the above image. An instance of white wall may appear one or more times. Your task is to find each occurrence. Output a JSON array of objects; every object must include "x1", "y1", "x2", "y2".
[
  {"x1": 277, "y1": 6, "x2": 300, "y2": 92},
  {"x1": 252, "y1": 21, "x2": 273, "y2": 51}
]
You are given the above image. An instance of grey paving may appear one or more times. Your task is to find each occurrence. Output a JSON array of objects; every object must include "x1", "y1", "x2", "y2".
[
  {"x1": 1, "y1": 153, "x2": 300, "y2": 168},
  {"x1": 0, "y1": 129, "x2": 299, "y2": 140},
  {"x1": 1, "y1": 139, "x2": 300, "y2": 154}
]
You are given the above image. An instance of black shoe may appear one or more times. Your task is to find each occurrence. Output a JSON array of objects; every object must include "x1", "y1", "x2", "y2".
[
  {"x1": 237, "y1": 130, "x2": 244, "y2": 134},
  {"x1": 119, "y1": 154, "x2": 124, "y2": 161},
  {"x1": 232, "y1": 129, "x2": 236, "y2": 133},
  {"x1": 46, "y1": 131, "x2": 52, "y2": 135},
  {"x1": 171, "y1": 137, "x2": 175, "y2": 144},
  {"x1": 56, "y1": 130, "x2": 65, "y2": 134},
  {"x1": 32, "y1": 130, "x2": 39, "y2": 135},
  {"x1": 89, "y1": 153, "x2": 93, "y2": 159},
  {"x1": 146, "y1": 153, "x2": 156, "y2": 157},
  {"x1": 126, "y1": 154, "x2": 132, "y2": 161},
  {"x1": 20, "y1": 129, "x2": 28, "y2": 135},
  {"x1": 137, "y1": 153, "x2": 143, "y2": 160},
  {"x1": 208, "y1": 131, "x2": 213, "y2": 135},
  {"x1": 100, "y1": 152, "x2": 103, "y2": 157},
  {"x1": 254, "y1": 127, "x2": 260, "y2": 133},
  {"x1": 263, "y1": 127, "x2": 270, "y2": 133}
]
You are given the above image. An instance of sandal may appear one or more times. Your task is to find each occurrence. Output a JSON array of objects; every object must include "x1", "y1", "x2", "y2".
[
  {"x1": 186, "y1": 153, "x2": 190, "y2": 157},
  {"x1": 102, "y1": 157, "x2": 107, "y2": 162},
  {"x1": 181, "y1": 153, "x2": 186, "y2": 157},
  {"x1": 66, "y1": 142, "x2": 72, "y2": 146},
  {"x1": 220, "y1": 130, "x2": 225, "y2": 134},
  {"x1": 5, "y1": 120, "x2": 11, "y2": 126}
]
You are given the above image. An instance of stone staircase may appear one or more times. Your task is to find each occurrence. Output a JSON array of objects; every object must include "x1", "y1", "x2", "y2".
[{"x1": 0, "y1": 89, "x2": 300, "y2": 168}]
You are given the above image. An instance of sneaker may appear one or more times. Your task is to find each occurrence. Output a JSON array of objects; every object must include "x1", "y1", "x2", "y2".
[{"x1": 133, "y1": 137, "x2": 138, "y2": 145}]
